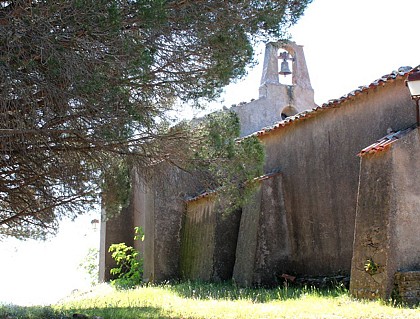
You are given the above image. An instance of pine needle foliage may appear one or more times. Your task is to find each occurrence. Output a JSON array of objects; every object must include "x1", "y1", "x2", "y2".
[
  {"x1": 0, "y1": 0, "x2": 312, "y2": 239},
  {"x1": 190, "y1": 111, "x2": 265, "y2": 211}
]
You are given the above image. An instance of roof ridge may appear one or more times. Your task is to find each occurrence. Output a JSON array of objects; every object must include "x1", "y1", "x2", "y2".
[
  {"x1": 243, "y1": 67, "x2": 413, "y2": 139},
  {"x1": 358, "y1": 125, "x2": 416, "y2": 156},
  {"x1": 185, "y1": 168, "x2": 282, "y2": 203}
]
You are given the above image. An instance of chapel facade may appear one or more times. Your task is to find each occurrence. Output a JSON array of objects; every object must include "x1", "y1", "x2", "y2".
[{"x1": 100, "y1": 41, "x2": 420, "y2": 303}]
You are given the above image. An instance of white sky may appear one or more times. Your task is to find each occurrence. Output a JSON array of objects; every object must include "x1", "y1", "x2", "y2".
[
  {"x1": 1, "y1": 0, "x2": 420, "y2": 306},
  {"x1": 0, "y1": 211, "x2": 99, "y2": 305},
  {"x1": 218, "y1": 0, "x2": 420, "y2": 108}
]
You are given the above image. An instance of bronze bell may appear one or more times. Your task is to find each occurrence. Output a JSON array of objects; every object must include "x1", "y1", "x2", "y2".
[{"x1": 279, "y1": 59, "x2": 292, "y2": 76}]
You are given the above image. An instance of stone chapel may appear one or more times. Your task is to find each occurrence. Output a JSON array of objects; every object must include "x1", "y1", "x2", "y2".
[{"x1": 100, "y1": 41, "x2": 420, "y2": 303}]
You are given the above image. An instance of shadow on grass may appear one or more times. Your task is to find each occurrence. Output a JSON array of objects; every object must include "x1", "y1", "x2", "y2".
[
  {"x1": 0, "y1": 305, "x2": 171, "y2": 319},
  {"x1": 169, "y1": 280, "x2": 347, "y2": 303},
  {"x1": 69, "y1": 306, "x2": 172, "y2": 319}
]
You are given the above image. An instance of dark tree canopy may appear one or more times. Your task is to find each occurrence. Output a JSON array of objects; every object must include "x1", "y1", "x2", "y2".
[{"x1": 0, "y1": 0, "x2": 312, "y2": 239}]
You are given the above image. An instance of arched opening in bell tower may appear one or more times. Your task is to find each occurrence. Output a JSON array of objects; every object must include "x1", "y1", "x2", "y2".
[{"x1": 281, "y1": 105, "x2": 299, "y2": 120}]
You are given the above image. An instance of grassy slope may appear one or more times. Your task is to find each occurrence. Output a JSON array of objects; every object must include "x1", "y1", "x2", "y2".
[{"x1": 1, "y1": 282, "x2": 419, "y2": 319}]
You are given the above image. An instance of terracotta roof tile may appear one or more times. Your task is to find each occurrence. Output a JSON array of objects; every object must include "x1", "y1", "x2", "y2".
[
  {"x1": 246, "y1": 68, "x2": 413, "y2": 139},
  {"x1": 358, "y1": 126, "x2": 415, "y2": 156},
  {"x1": 188, "y1": 68, "x2": 416, "y2": 201},
  {"x1": 185, "y1": 170, "x2": 281, "y2": 203},
  {"x1": 185, "y1": 188, "x2": 217, "y2": 203}
]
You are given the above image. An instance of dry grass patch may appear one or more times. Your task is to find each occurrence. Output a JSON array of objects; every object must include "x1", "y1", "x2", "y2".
[{"x1": 1, "y1": 282, "x2": 418, "y2": 319}]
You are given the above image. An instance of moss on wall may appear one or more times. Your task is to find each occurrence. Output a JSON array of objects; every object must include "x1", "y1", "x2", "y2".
[
  {"x1": 180, "y1": 195, "x2": 242, "y2": 282},
  {"x1": 180, "y1": 197, "x2": 216, "y2": 281}
]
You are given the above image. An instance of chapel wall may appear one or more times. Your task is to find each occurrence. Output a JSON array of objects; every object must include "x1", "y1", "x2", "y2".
[{"x1": 258, "y1": 78, "x2": 414, "y2": 276}]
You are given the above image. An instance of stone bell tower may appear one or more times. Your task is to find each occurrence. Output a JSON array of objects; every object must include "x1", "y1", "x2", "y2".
[
  {"x1": 260, "y1": 41, "x2": 316, "y2": 116},
  {"x1": 232, "y1": 41, "x2": 317, "y2": 136}
]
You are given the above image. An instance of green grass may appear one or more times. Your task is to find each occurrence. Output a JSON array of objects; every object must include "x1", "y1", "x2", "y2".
[{"x1": 1, "y1": 282, "x2": 419, "y2": 319}]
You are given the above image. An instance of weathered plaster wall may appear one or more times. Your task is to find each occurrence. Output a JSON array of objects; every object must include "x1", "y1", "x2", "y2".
[
  {"x1": 233, "y1": 97, "x2": 288, "y2": 137},
  {"x1": 351, "y1": 129, "x2": 420, "y2": 300},
  {"x1": 258, "y1": 78, "x2": 414, "y2": 277},
  {"x1": 233, "y1": 173, "x2": 291, "y2": 286},
  {"x1": 143, "y1": 164, "x2": 207, "y2": 282},
  {"x1": 391, "y1": 130, "x2": 420, "y2": 273},
  {"x1": 99, "y1": 202, "x2": 134, "y2": 282},
  {"x1": 152, "y1": 171, "x2": 186, "y2": 281},
  {"x1": 180, "y1": 197, "x2": 216, "y2": 281},
  {"x1": 180, "y1": 196, "x2": 241, "y2": 281},
  {"x1": 131, "y1": 172, "x2": 155, "y2": 282},
  {"x1": 232, "y1": 184, "x2": 262, "y2": 286},
  {"x1": 213, "y1": 202, "x2": 242, "y2": 281},
  {"x1": 350, "y1": 151, "x2": 394, "y2": 299},
  {"x1": 101, "y1": 163, "x2": 205, "y2": 283}
]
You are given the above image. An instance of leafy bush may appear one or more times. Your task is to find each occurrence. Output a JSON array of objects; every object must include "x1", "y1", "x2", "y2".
[{"x1": 108, "y1": 227, "x2": 144, "y2": 288}]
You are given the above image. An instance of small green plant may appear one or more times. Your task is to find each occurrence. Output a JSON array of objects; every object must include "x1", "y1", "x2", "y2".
[
  {"x1": 108, "y1": 227, "x2": 144, "y2": 288},
  {"x1": 133, "y1": 226, "x2": 144, "y2": 241},
  {"x1": 79, "y1": 247, "x2": 99, "y2": 286},
  {"x1": 364, "y1": 258, "x2": 380, "y2": 275}
]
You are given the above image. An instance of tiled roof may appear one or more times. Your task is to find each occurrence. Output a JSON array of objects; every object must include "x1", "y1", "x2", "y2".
[
  {"x1": 186, "y1": 67, "x2": 415, "y2": 201},
  {"x1": 185, "y1": 170, "x2": 281, "y2": 203},
  {"x1": 247, "y1": 67, "x2": 413, "y2": 138},
  {"x1": 185, "y1": 188, "x2": 217, "y2": 203},
  {"x1": 358, "y1": 126, "x2": 415, "y2": 157}
]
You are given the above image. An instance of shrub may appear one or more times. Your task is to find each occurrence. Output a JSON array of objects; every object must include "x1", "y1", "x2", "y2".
[{"x1": 108, "y1": 227, "x2": 143, "y2": 288}]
